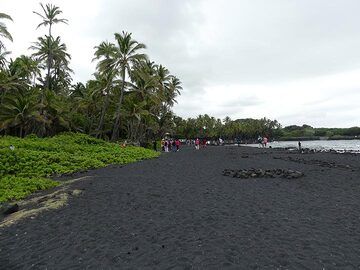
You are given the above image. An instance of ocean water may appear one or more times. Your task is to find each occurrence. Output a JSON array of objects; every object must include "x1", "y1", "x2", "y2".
[{"x1": 241, "y1": 140, "x2": 360, "y2": 152}]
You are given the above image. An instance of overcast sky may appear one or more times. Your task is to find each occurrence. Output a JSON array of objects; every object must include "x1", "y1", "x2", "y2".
[{"x1": 3, "y1": 0, "x2": 360, "y2": 127}]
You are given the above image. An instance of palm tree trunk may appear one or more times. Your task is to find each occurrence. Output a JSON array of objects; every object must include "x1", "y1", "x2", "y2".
[
  {"x1": 46, "y1": 54, "x2": 52, "y2": 90},
  {"x1": 46, "y1": 23, "x2": 52, "y2": 91},
  {"x1": 111, "y1": 73, "x2": 126, "y2": 141},
  {"x1": 96, "y1": 87, "x2": 110, "y2": 138}
]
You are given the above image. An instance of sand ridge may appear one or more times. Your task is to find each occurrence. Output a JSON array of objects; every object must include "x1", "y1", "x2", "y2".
[{"x1": 0, "y1": 176, "x2": 92, "y2": 228}]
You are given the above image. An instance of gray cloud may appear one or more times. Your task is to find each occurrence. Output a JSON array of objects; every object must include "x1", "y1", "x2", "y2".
[{"x1": 3, "y1": 0, "x2": 360, "y2": 127}]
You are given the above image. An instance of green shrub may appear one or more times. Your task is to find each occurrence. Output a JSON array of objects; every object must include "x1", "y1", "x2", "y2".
[
  {"x1": 0, "y1": 133, "x2": 160, "y2": 202},
  {"x1": 0, "y1": 176, "x2": 59, "y2": 203}
]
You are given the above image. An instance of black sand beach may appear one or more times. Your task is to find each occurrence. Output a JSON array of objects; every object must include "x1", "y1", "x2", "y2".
[{"x1": 1, "y1": 145, "x2": 360, "y2": 269}]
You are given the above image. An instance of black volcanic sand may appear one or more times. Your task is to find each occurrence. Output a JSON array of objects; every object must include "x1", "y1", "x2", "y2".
[{"x1": 1, "y1": 146, "x2": 360, "y2": 269}]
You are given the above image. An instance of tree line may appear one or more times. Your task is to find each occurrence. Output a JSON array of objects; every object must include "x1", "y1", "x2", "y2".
[
  {"x1": 0, "y1": 4, "x2": 181, "y2": 142},
  {"x1": 3, "y1": 4, "x2": 356, "y2": 143},
  {"x1": 173, "y1": 115, "x2": 282, "y2": 140}
]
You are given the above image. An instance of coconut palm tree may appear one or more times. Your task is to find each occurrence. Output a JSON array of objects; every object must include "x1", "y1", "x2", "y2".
[
  {"x1": 166, "y1": 75, "x2": 182, "y2": 106},
  {"x1": 129, "y1": 61, "x2": 158, "y2": 100},
  {"x1": 0, "y1": 88, "x2": 38, "y2": 137},
  {"x1": 33, "y1": 4, "x2": 68, "y2": 38},
  {"x1": 30, "y1": 36, "x2": 71, "y2": 91},
  {"x1": 92, "y1": 71, "x2": 118, "y2": 138},
  {"x1": 0, "y1": 12, "x2": 13, "y2": 68},
  {"x1": 92, "y1": 41, "x2": 119, "y2": 137},
  {"x1": 0, "y1": 50, "x2": 10, "y2": 69},
  {"x1": 93, "y1": 41, "x2": 116, "y2": 62},
  {"x1": 0, "y1": 69, "x2": 26, "y2": 105},
  {"x1": 33, "y1": 3, "x2": 68, "y2": 90},
  {"x1": 126, "y1": 61, "x2": 162, "y2": 141},
  {"x1": 155, "y1": 64, "x2": 170, "y2": 97},
  {"x1": 29, "y1": 35, "x2": 71, "y2": 135},
  {"x1": 68, "y1": 82, "x2": 99, "y2": 133},
  {"x1": 98, "y1": 31, "x2": 147, "y2": 141},
  {"x1": 9, "y1": 55, "x2": 41, "y2": 85},
  {"x1": 0, "y1": 12, "x2": 13, "y2": 49}
]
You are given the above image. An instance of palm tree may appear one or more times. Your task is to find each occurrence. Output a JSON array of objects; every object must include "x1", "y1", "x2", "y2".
[
  {"x1": 93, "y1": 41, "x2": 116, "y2": 61},
  {"x1": 126, "y1": 61, "x2": 161, "y2": 141},
  {"x1": 153, "y1": 65, "x2": 182, "y2": 108},
  {"x1": 0, "y1": 69, "x2": 26, "y2": 105},
  {"x1": 92, "y1": 41, "x2": 118, "y2": 137},
  {"x1": 33, "y1": 4, "x2": 68, "y2": 38},
  {"x1": 33, "y1": 3, "x2": 68, "y2": 90},
  {"x1": 155, "y1": 64, "x2": 171, "y2": 98},
  {"x1": 0, "y1": 88, "x2": 38, "y2": 137},
  {"x1": 123, "y1": 96, "x2": 149, "y2": 142},
  {"x1": 98, "y1": 31, "x2": 147, "y2": 141},
  {"x1": 30, "y1": 35, "x2": 71, "y2": 91},
  {"x1": 91, "y1": 71, "x2": 118, "y2": 137},
  {"x1": 9, "y1": 55, "x2": 41, "y2": 85},
  {"x1": 129, "y1": 61, "x2": 158, "y2": 101},
  {"x1": 30, "y1": 35, "x2": 71, "y2": 136},
  {"x1": 68, "y1": 82, "x2": 99, "y2": 133},
  {"x1": 0, "y1": 50, "x2": 10, "y2": 69},
  {"x1": 166, "y1": 76, "x2": 182, "y2": 106},
  {"x1": 0, "y1": 12, "x2": 13, "y2": 68},
  {"x1": 0, "y1": 12, "x2": 13, "y2": 48}
]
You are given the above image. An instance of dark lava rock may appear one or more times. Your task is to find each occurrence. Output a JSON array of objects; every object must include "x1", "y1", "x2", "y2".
[
  {"x1": 222, "y1": 168, "x2": 304, "y2": 180},
  {"x1": 1, "y1": 203, "x2": 19, "y2": 216}
]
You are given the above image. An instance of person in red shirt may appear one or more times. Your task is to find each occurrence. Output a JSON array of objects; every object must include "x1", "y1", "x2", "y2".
[
  {"x1": 263, "y1": 136, "x2": 268, "y2": 148},
  {"x1": 202, "y1": 138, "x2": 207, "y2": 148},
  {"x1": 195, "y1": 138, "x2": 200, "y2": 150},
  {"x1": 175, "y1": 139, "x2": 180, "y2": 151}
]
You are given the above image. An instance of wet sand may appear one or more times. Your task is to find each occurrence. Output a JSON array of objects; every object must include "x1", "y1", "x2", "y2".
[{"x1": 1, "y1": 145, "x2": 359, "y2": 269}]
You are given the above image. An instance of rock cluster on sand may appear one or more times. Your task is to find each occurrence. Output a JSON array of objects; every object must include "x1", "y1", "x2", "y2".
[
  {"x1": 222, "y1": 168, "x2": 304, "y2": 179},
  {"x1": 274, "y1": 156, "x2": 352, "y2": 169}
]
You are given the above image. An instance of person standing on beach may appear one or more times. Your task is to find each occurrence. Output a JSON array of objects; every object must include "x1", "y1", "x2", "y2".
[
  {"x1": 161, "y1": 139, "x2": 165, "y2": 151},
  {"x1": 263, "y1": 136, "x2": 268, "y2": 148},
  {"x1": 175, "y1": 139, "x2": 180, "y2": 151},
  {"x1": 172, "y1": 140, "x2": 176, "y2": 152},
  {"x1": 298, "y1": 141, "x2": 302, "y2": 152},
  {"x1": 195, "y1": 138, "x2": 200, "y2": 150},
  {"x1": 219, "y1": 137, "x2": 223, "y2": 146},
  {"x1": 202, "y1": 138, "x2": 207, "y2": 148}
]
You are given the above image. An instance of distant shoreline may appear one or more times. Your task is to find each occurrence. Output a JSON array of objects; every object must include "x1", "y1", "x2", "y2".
[{"x1": 277, "y1": 136, "x2": 360, "y2": 141}]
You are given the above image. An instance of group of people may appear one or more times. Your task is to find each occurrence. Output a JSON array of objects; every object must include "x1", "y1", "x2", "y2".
[
  {"x1": 257, "y1": 135, "x2": 269, "y2": 148},
  {"x1": 194, "y1": 138, "x2": 207, "y2": 150},
  {"x1": 161, "y1": 139, "x2": 181, "y2": 152},
  {"x1": 160, "y1": 138, "x2": 212, "y2": 152}
]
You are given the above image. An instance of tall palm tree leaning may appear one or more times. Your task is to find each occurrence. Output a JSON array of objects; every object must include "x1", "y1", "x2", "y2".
[
  {"x1": 99, "y1": 31, "x2": 147, "y2": 141},
  {"x1": 33, "y1": 3, "x2": 68, "y2": 90}
]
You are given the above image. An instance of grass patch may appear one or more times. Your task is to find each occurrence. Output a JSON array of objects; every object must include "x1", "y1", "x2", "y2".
[
  {"x1": 0, "y1": 176, "x2": 58, "y2": 202},
  {"x1": 0, "y1": 133, "x2": 160, "y2": 202}
]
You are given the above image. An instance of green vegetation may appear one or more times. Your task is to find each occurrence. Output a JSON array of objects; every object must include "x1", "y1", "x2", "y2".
[
  {"x1": 0, "y1": 133, "x2": 159, "y2": 202},
  {"x1": 171, "y1": 116, "x2": 360, "y2": 141},
  {"x1": 0, "y1": 4, "x2": 181, "y2": 143},
  {"x1": 0, "y1": 176, "x2": 58, "y2": 203},
  {"x1": 173, "y1": 115, "x2": 282, "y2": 140},
  {"x1": 278, "y1": 125, "x2": 360, "y2": 141},
  {"x1": 2, "y1": 3, "x2": 357, "y2": 145}
]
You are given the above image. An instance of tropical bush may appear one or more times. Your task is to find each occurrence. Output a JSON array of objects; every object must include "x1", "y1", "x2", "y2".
[{"x1": 0, "y1": 133, "x2": 159, "y2": 202}]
